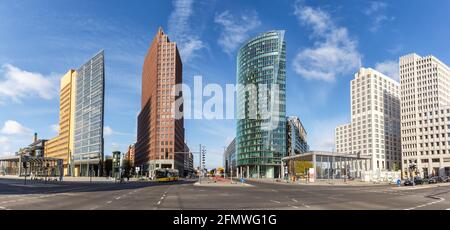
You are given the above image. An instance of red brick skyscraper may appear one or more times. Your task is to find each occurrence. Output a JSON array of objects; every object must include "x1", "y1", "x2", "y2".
[{"x1": 135, "y1": 27, "x2": 185, "y2": 176}]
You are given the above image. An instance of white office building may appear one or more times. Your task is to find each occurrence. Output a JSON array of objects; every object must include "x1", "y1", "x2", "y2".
[
  {"x1": 335, "y1": 68, "x2": 402, "y2": 174},
  {"x1": 400, "y1": 53, "x2": 450, "y2": 178}
]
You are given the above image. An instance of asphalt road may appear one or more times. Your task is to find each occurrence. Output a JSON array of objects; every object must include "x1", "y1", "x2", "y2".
[{"x1": 1, "y1": 178, "x2": 450, "y2": 210}]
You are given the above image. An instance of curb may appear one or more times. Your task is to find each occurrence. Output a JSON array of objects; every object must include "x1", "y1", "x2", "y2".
[{"x1": 394, "y1": 183, "x2": 450, "y2": 190}]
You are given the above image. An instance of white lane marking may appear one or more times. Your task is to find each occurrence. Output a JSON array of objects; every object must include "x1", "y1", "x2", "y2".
[
  {"x1": 157, "y1": 201, "x2": 161, "y2": 205},
  {"x1": 446, "y1": 208, "x2": 450, "y2": 210},
  {"x1": 289, "y1": 205, "x2": 299, "y2": 209},
  {"x1": 115, "y1": 196, "x2": 121, "y2": 200},
  {"x1": 404, "y1": 197, "x2": 445, "y2": 210},
  {"x1": 160, "y1": 197, "x2": 164, "y2": 200},
  {"x1": 303, "y1": 204, "x2": 311, "y2": 208},
  {"x1": 0, "y1": 206, "x2": 6, "y2": 210},
  {"x1": 270, "y1": 200, "x2": 281, "y2": 204},
  {"x1": 292, "y1": 199, "x2": 298, "y2": 203},
  {"x1": 106, "y1": 201, "x2": 112, "y2": 204}
]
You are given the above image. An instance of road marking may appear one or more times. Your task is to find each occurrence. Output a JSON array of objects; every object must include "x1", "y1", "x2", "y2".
[
  {"x1": 0, "y1": 206, "x2": 6, "y2": 210},
  {"x1": 270, "y1": 200, "x2": 281, "y2": 204},
  {"x1": 289, "y1": 205, "x2": 299, "y2": 209},
  {"x1": 157, "y1": 201, "x2": 161, "y2": 205},
  {"x1": 115, "y1": 197, "x2": 121, "y2": 200},
  {"x1": 303, "y1": 203, "x2": 311, "y2": 208},
  {"x1": 292, "y1": 199, "x2": 298, "y2": 203},
  {"x1": 106, "y1": 201, "x2": 112, "y2": 204},
  {"x1": 446, "y1": 208, "x2": 450, "y2": 210},
  {"x1": 404, "y1": 197, "x2": 445, "y2": 210},
  {"x1": 160, "y1": 197, "x2": 164, "y2": 200}
]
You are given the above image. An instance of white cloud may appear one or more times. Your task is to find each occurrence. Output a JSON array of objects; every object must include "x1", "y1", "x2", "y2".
[
  {"x1": 104, "y1": 126, "x2": 114, "y2": 136},
  {"x1": 364, "y1": 1, "x2": 393, "y2": 33},
  {"x1": 0, "y1": 120, "x2": 32, "y2": 135},
  {"x1": 168, "y1": 0, "x2": 205, "y2": 62},
  {"x1": 104, "y1": 125, "x2": 133, "y2": 137},
  {"x1": 375, "y1": 60, "x2": 399, "y2": 81},
  {"x1": 364, "y1": 1, "x2": 387, "y2": 15},
  {"x1": 214, "y1": 10, "x2": 262, "y2": 55},
  {"x1": 293, "y1": 2, "x2": 361, "y2": 82},
  {"x1": 0, "y1": 64, "x2": 57, "y2": 103},
  {"x1": 51, "y1": 124, "x2": 59, "y2": 133},
  {"x1": 0, "y1": 136, "x2": 13, "y2": 157}
]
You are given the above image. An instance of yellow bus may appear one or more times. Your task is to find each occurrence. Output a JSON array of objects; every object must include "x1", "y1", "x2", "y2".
[{"x1": 154, "y1": 168, "x2": 179, "y2": 182}]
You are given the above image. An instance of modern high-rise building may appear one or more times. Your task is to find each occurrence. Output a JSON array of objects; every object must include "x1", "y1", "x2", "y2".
[
  {"x1": 73, "y1": 51, "x2": 105, "y2": 176},
  {"x1": 236, "y1": 30, "x2": 287, "y2": 179},
  {"x1": 286, "y1": 116, "x2": 309, "y2": 156},
  {"x1": 45, "y1": 51, "x2": 105, "y2": 177},
  {"x1": 45, "y1": 70, "x2": 77, "y2": 176},
  {"x1": 183, "y1": 143, "x2": 194, "y2": 177},
  {"x1": 223, "y1": 138, "x2": 236, "y2": 178},
  {"x1": 335, "y1": 67, "x2": 401, "y2": 172},
  {"x1": 125, "y1": 144, "x2": 135, "y2": 166},
  {"x1": 399, "y1": 53, "x2": 450, "y2": 178},
  {"x1": 135, "y1": 27, "x2": 185, "y2": 176}
]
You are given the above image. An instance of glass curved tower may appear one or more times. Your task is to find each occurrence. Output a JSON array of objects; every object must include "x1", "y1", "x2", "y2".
[{"x1": 236, "y1": 30, "x2": 286, "y2": 179}]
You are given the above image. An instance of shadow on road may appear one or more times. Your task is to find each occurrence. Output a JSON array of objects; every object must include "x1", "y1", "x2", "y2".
[{"x1": 0, "y1": 178, "x2": 196, "y2": 195}]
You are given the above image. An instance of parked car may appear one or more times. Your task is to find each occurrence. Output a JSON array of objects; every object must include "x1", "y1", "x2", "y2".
[
  {"x1": 404, "y1": 179, "x2": 413, "y2": 186},
  {"x1": 437, "y1": 176, "x2": 449, "y2": 183},
  {"x1": 404, "y1": 177, "x2": 423, "y2": 186},
  {"x1": 414, "y1": 177, "x2": 424, "y2": 185},
  {"x1": 428, "y1": 176, "x2": 439, "y2": 184}
]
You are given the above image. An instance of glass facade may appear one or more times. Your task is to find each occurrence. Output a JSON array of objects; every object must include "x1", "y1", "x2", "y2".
[
  {"x1": 236, "y1": 31, "x2": 286, "y2": 179},
  {"x1": 287, "y1": 116, "x2": 309, "y2": 156},
  {"x1": 283, "y1": 152, "x2": 372, "y2": 181},
  {"x1": 73, "y1": 51, "x2": 105, "y2": 174}
]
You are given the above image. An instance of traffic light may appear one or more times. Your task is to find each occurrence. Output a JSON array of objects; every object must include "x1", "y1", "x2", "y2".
[{"x1": 201, "y1": 146, "x2": 206, "y2": 169}]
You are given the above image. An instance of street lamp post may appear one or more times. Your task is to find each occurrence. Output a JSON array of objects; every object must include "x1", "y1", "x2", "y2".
[
  {"x1": 230, "y1": 159, "x2": 233, "y2": 184},
  {"x1": 173, "y1": 144, "x2": 204, "y2": 184},
  {"x1": 409, "y1": 163, "x2": 416, "y2": 186}
]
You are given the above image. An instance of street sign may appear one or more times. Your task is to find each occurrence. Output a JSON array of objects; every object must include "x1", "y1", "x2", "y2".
[{"x1": 396, "y1": 179, "x2": 401, "y2": 186}]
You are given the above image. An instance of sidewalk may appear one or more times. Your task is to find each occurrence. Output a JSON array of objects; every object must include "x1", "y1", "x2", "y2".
[
  {"x1": 0, "y1": 175, "x2": 142, "y2": 184},
  {"x1": 245, "y1": 178, "x2": 393, "y2": 187},
  {"x1": 394, "y1": 182, "x2": 450, "y2": 190}
]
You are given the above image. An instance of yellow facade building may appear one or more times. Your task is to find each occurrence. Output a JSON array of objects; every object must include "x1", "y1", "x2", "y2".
[{"x1": 44, "y1": 70, "x2": 77, "y2": 176}]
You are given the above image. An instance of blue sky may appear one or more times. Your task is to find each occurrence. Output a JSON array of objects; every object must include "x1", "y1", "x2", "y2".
[{"x1": 0, "y1": 0, "x2": 449, "y2": 169}]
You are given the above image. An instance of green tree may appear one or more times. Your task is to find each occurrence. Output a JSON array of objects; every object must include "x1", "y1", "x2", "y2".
[
  {"x1": 122, "y1": 159, "x2": 133, "y2": 176},
  {"x1": 392, "y1": 163, "x2": 400, "y2": 171},
  {"x1": 294, "y1": 161, "x2": 313, "y2": 177},
  {"x1": 104, "y1": 159, "x2": 112, "y2": 177}
]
